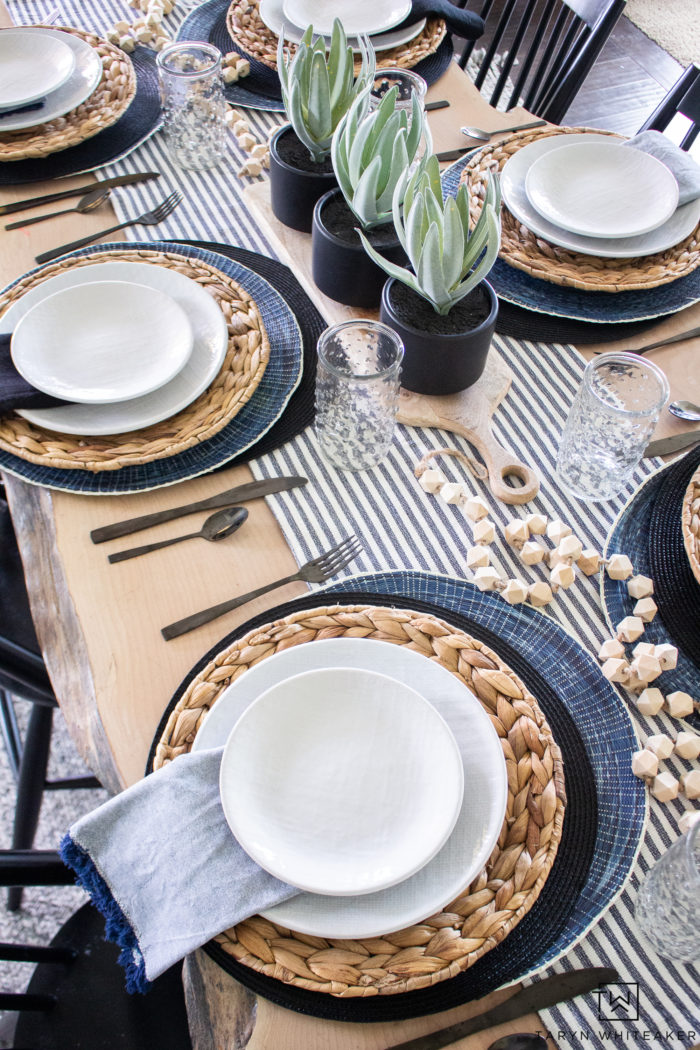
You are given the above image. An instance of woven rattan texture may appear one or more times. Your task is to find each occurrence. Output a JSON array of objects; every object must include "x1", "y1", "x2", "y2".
[
  {"x1": 682, "y1": 468, "x2": 700, "y2": 585},
  {"x1": 0, "y1": 248, "x2": 270, "y2": 472},
  {"x1": 0, "y1": 27, "x2": 136, "y2": 162},
  {"x1": 153, "y1": 604, "x2": 566, "y2": 998},
  {"x1": 462, "y1": 126, "x2": 700, "y2": 293},
  {"x1": 226, "y1": 0, "x2": 446, "y2": 72}
]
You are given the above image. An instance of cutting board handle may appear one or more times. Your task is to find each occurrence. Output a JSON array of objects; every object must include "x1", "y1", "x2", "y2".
[{"x1": 481, "y1": 439, "x2": 540, "y2": 503}]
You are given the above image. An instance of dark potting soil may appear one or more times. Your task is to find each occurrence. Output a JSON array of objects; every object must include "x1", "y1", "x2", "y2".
[
  {"x1": 389, "y1": 280, "x2": 492, "y2": 334},
  {"x1": 320, "y1": 193, "x2": 399, "y2": 248},
  {"x1": 277, "y1": 129, "x2": 334, "y2": 174}
]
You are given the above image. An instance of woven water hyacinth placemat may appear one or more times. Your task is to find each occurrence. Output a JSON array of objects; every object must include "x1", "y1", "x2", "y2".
[
  {"x1": 0, "y1": 27, "x2": 135, "y2": 163},
  {"x1": 148, "y1": 573, "x2": 643, "y2": 1020},
  {"x1": 462, "y1": 125, "x2": 700, "y2": 293},
  {"x1": 0, "y1": 241, "x2": 307, "y2": 493},
  {"x1": 0, "y1": 43, "x2": 160, "y2": 184}
]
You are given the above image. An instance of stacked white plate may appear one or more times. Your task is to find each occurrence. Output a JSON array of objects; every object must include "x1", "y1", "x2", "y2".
[
  {"x1": 4, "y1": 263, "x2": 229, "y2": 435},
  {"x1": 0, "y1": 27, "x2": 104, "y2": 133},
  {"x1": 205, "y1": 637, "x2": 509, "y2": 940},
  {"x1": 500, "y1": 134, "x2": 700, "y2": 259},
  {"x1": 258, "y1": 0, "x2": 427, "y2": 54}
]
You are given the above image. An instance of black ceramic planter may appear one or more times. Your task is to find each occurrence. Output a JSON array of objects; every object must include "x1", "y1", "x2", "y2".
[
  {"x1": 268, "y1": 124, "x2": 337, "y2": 233},
  {"x1": 311, "y1": 188, "x2": 406, "y2": 309},
  {"x1": 380, "y1": 277, "x2": 499, "y2": 396}
]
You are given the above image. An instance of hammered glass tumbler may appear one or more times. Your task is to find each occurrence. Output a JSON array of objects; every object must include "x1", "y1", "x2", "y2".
[
  {"x1": 157, "y1": 42, "x2": 227, "y2": 170},
  {"x1": 635, "y1": 820, "x2": 700, "y2": 963},
  {"x1": 556, "y1": 352, "x2": 669, "y2": 501},
  {"x1": 315, "y1": 320, "x2": 404, "y2": 472}
]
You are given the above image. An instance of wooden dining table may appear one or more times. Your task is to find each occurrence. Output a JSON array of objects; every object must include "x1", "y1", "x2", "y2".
[{"x1": 1, "y1": 4, "x2": 699, "y2": 1047}]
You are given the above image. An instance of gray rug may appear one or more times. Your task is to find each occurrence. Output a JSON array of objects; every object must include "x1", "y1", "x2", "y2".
[{"x1": 625, "y1": 0, "x2": 699, "y2": 67}]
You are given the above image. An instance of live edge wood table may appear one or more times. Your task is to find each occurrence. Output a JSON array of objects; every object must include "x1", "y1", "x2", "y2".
[{"x1": 1, "y1": 5, "x2": 699, "y2": 1045}]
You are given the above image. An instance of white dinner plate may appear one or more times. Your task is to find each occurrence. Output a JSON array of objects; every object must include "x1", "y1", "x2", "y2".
[
  {"x1": 12, "y1": 281, "x2": 193, "y2": 404},
  {"x1": 0, "y1": 28, "x2": 103, "y2": 133},
  {"x1": 524, "y1": 139, "x2": 679, "y2": 239},
  {"x1": 282, "y1": 0, "x2": 411, "y2": 38},
  {"x1": 0, "y1": 29, "x2": 75, "y2": 109},
  {"x1": 3, "y1": 261, "x2": 228, "y2": 435},
  {"x1": 195, "y1": 637, "x2": 508, "y2": 939},
  {"x1": 500, "y1": 133, "x2": 700, "y2": 259},
  {"x1": 220, "y1": 666, "x2": 464, "y2": 896},
  {"x1": 259, "y1": 0, "x2": 425, "y2": 51}
]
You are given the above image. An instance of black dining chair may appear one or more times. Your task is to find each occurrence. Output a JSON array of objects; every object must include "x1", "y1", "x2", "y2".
[
  {"x1": 455, "y1": 0, "x2": 626, "y2": 124},
  {"x1": 638, "y1": 62, "x2": 700, "y2": 150},
  {"x1": 0, "y1": 849, "x2": 192, "y2": 1049},
  {"x1": 0, "y1": 490, "x2": 100, "y2": 912}
]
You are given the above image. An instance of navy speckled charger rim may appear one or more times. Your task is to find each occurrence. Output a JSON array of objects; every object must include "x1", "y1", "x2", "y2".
[
  {"x1": 0, "y1": 44, "x2": 161, "y2": 185},
  {"x1": 178, "y1": 0, "x2": 454, "y2": 111},
  {"x1": 0, "y1": 240, "x2": 308, "y2": 493},
  {"x1": 146, "y1": 571, "x2": 644, "y2": 1022},
  {"x1": 441, "y1": 155, "x2": 700, "y2": 335}
]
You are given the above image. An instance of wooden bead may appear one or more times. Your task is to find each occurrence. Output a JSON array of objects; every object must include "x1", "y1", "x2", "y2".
[
  {"x1": 505, "y1": 519, "x2": 529, "y2": 546},
  {"x1": 546, "y1": 519, "x2": 572, "y2": 544},
  {"x1": 632, "y1": 641, "x2": 656, "y2": 659},
  {"x1": 525, "y1": 512, "x2": 547, "y2": 535},
  {"x1": 651, "y1": 771, "x2": 679, "y2": 802},
  {"x1": 237, "y1": 132, "x2": 257, "y2": 151},
  {"x1": 236, "y1": 59, "x2": 251, "y2": 77},
  {"x1": 675, "y1": 731, "x2": 700, "y2": 760},
  {"x1": 679, "y1": 811, "x2": 700, "y2": 835},
  {"x1": 631, "y1": 749, "x2": 659, "y2": 779},
  {"x1": 250, "y1": 143, "x2": 269, "y2": 160},
  {"x1": 233, "y1": 119, "x2": 249, "y2": 135},
  {"x1": 418, "y1": 468, "x2": 446, "y2": 493},
  {"x1": 527, "y1": 581, "x2": 553, "y2": 606},
  {"x1": 473, "y1": 566, "x2": 501, "y2": 591},
  {"x1": 599, "y1": 638, "x2": 626, "y2": 661},
  {"x1": 680, "y1": 770, "x2": 700, "y2": 800},
  {"x1": 135, "y1": 26, "x2": 154, "y2": 43},
  {"x1": 472, "y1": 518, "x2": 495, "y2": 545},
  {"x1": 502, "y1": 579, "x2": 528, "y2": 605},
  {"x1": 601, "y1": 657, "x2": 630, "y2": 683},
  {"x1": 666, "y1": 691, "x2": 695, "y2": 718},
  {"x1": 464, "y1": 495, "x2": 489, "y2": 521},
  {"x1": 466, "y1": 545, "x2": 490, "y2": 569},
  {"x1": 646, "y1": 733, "x2": 674, "y2": 759},
  {"x1": 629, "y1": 654, "x2": 662, "y2": 684},
  {"x1": 577, "y1": 549, "x2": 603, "y2": 575},
  {"x1": 119, "y1": 35, "x2": 136, "y2": 52},
  {"x1": 440, "y1": 482, "x2": 468, "y2": 506},
  {"x1": 547, "y1": 548, "x2": 566, "y2": 569},
  {"x1": 224, "y1": 67, "x2": 240, "y2": 84},
  {"x1": 616, "y1": 615, "x2": 644, "y2": 643},
  {"x1": 551, "y1": 562, "x2": 576, "y2": 589},
  {"x1": 606, "y1": 554, "x2": 634, "y2": 580},
  {"x1": 654, "y1": 643, "x2": 678, "y2": 670},
  {"x1": 557, "y1": 535, "x2": 583, "y2": 562},
  {"x1": 635, "y1": 688, "x2": 665, "y2": 716},
  {"x1": 114, "y1": 19, "x2": 130, "y2": 32},
  {"x1": 627, "y1": 574, "x2": 654, "y2": 599},
  {"x1": 633, "y1": 596, "x2": 658, "y2": 622},
  {"x1": 242, "y1": 159, "x2": 263, "y2": 176},
  {"x1": 520, "y1": 540, "x2": 547, "y2": 565}
]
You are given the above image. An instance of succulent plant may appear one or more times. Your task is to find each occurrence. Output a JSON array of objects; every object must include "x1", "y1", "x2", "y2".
[
  {"x1": 277, "y1": 19, "x2": 375, "y2": 164},
  {"x1": 331, "y1": 88, "x2": 432, "y2": 229},
  {"x1": 359, "y1": 154, "x2": 501, "y2": 314}
]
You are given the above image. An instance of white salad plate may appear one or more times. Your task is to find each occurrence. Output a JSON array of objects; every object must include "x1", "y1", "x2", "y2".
[
  {"x1": 220, "y1": 666, "x2": 464, "y2": 897},
  {"x1": 259, "y1": 0, "x2": 425, "y2": 51},
  {"x1": 12, "y1": 281, "x2": 193, "y2": 404},
  {"x1": 0, "y1": 28, "x2": 75, "y2": 109},
  {"x1": 501, "y1": 133, "x2": 700, "y2": 259},
  {"x1": 282, "y1": 0, "x2": 411, "y2": 38},
  {"x1": 196, "y1": 637, "x2": 508, "y2": 939},
  {"x1": 524, "y1": 139, "x2": 679, "y2": 239},
  {"x1": 0, "y1": 28, "x2": 102, "y2": 133},
  {"x1": 3, "y1": 262, "x2": 229, "y2": 435}
]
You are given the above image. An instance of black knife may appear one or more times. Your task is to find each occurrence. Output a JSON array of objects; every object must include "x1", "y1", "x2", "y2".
[
  {"x1": 0, "y1": 172, "x2": 161, "y2": 216},
  {"x1": 436, "y1": 146, "x2": 477, "y2": 162},
  {"x1": 644, "y1": 431, "x2": 700, "y2": 457},
  {"x1": 383, "y1": 967, "x2": 618, "y2": 1050},
  {"x1": 90, "y1": 476, "x2": 307, "y2": 544}
]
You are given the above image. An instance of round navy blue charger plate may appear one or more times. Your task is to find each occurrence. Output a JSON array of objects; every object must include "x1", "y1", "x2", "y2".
[{"x1": 0, "y1": 240, "x2": 302, "y2": 494}]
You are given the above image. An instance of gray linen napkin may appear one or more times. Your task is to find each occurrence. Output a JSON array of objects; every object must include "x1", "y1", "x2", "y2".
[
  {"x1": 60, "y1": 747, "x2": 298, "y2": 991},
  {"x1": 623, "y1": 130, "x2": 700, "y2": 205}
]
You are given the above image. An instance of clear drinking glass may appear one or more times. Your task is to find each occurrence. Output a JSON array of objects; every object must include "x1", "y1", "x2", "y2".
[
  {"x1": 555, "y1": 352, "x2": 669, "y2": 501},
  {"x1": 635, "y1": 820, "x2": 700, "y2": 962},
  {"x1": 368, "y1": 68, "x2": 427, "y2": 119},
  {"x1": 315, "y1": 320, "x2": 404, "y2": 472},
  {"x1": 156, "y1": 41, "x2": 227, "y2": 170}
]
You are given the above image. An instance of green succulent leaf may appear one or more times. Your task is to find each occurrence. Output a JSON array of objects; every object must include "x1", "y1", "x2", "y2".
[
  {"x1": 442, "y1": 196, "x2": 465, "y2": 291},
  {"x1": 357, "y1": 229, "x2": 424, "y2": 293}
]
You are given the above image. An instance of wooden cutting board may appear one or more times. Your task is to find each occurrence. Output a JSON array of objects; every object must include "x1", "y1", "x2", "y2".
[{"x1": 245, "y1": 182, "x2": 540, "y2": 505}]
